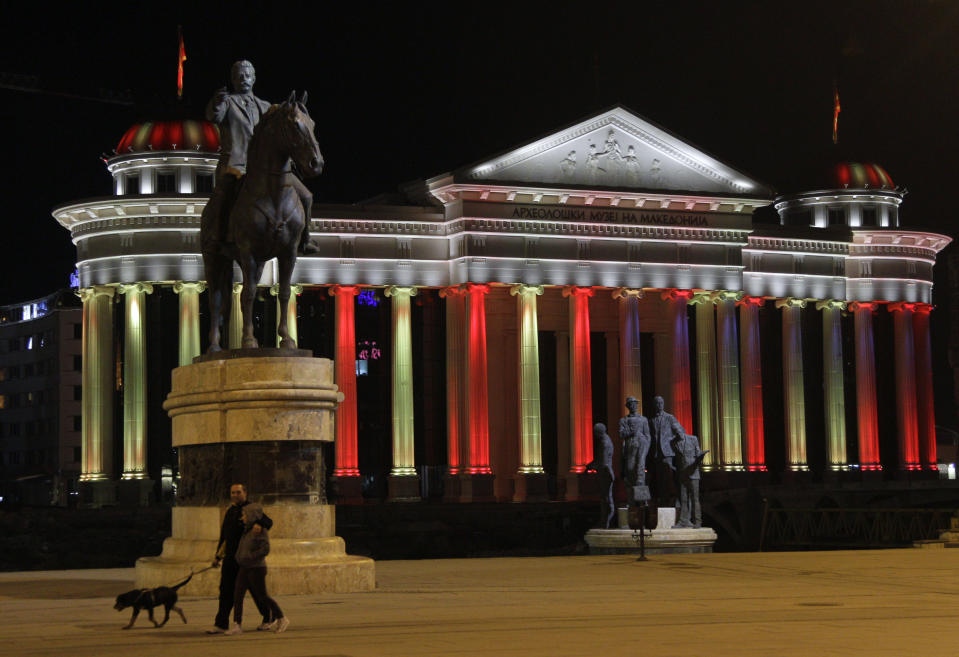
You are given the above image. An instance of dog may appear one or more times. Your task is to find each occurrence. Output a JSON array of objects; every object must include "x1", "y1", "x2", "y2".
[{"x1": 114, "y1": 572, "x2": 192, "y2": 629}]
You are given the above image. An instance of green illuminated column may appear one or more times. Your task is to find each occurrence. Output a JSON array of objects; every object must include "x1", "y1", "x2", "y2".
[
  {"x1": 776, "y1": 298, "x2": 808, "y2": 471},
  {"x1": 229, "y1": 283, "x2": 243, "y2": 350},
  {"x1": 385, "y1": 286, "x2": 419, "y2": 499},
  {"x1": 118, "y1": 283, "x2": 153, "y2": 480},
  {"x1": 690, "y1": 292, "x2": 719, "y2": 470},
  {"x1": 173, "y1": 281, "x2": 205, "y2": 366},
  {"x1": 510, "y1": 285, "x2": 545, "y2": 475},
  {"x1": 271, "y1": 284, "x2": 302, "y2": 347},
  {"x1": 613, "y1": 288, "x2": 644, "y2": 412},
  {"x1": 816, "y1": 299, "x2": 848, "y2": 471},
  {"x1": 713, "y1": 290, "x2": 743, "y2": 470},
  {"x1": 78, "y1": 286, "x2": 116, "y2": 488}
]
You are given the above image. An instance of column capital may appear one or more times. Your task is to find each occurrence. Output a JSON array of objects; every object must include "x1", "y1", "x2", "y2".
[
  {"x1": 687, "y1": 290, "x2": 713, "y2": 306},
  {"x1": 887, "y1": 301, "x2": 917, "y2": 314},
  {"x1": 510, "y1": 284, "x2": 544, "y2": 297},
  {"x1": 774, "y1": 297, "x2": 807, "y2": 310},
  {"x1": 77, "y1": 285, "x2": 116, "y2": 302},
  {"x1": 232, "y1": 282, "x2": 243, "y2": 293},
  {"x1": 661, "y1": 288, "x2": 696, "y2": 302},
  {"x1": 562, "y1": 286, "x2": 594, "y2": 298},
  {"x1": 329, "y1": 284, "x2": 360, "y2": 297},
  {"x1": 385, "y1": 285, "x2": 417, "y2": 299},
  {"x1": 814, "y1": 299, "x2": 846, "y2": 311},
  {"x1": 438, "y1": 286, "x2": 463, "y2": 299},
  {"x1": 709, "y1": 290, "x2": 743, "y2": 304},
  {"x1": 612, "y1": 287, "x2": 644, "y2": 300},
  {"x1": 736, "y1": 295, "x2": 765, "y2": 308},
  {"x1": 117, "y1": 282, "x2": 154, "y2": 296},
  {"x1": 848, "y1": 301, "x2": 878, "y2": 313},
  {"x1": 173, "y1": 281, "x2": 206, "y2": 295},
  {"x1": 464, "y1": 283, "x2": 490, "y2": 295},
  {"x1": 270, "y1": 283, "x2": 303, "y2": 296},
  {"x1": 913, "y1": 302, "x2": 934, "y2": 315}
]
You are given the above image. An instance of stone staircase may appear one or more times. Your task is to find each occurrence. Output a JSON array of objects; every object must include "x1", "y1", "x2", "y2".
[{"x1": 913, "y1": 511, "x2": 959, "y2": 548}]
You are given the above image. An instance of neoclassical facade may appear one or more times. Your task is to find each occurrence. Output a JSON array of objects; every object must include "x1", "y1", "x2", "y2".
[{"x1": 54, "y1": 107, "x2": 951, "y2": 504}]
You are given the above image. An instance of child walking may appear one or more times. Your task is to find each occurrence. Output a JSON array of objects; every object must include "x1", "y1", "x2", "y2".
[{"x1": 225, "y1": 503, "x2": 289, "y2": 634}]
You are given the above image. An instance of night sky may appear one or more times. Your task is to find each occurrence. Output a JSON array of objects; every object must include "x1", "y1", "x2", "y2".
[{"x1": 2, "y1": 2, "x2": 957, "y2": 416}]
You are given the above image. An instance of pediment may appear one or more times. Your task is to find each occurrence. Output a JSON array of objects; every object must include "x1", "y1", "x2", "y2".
[{"x1": 460, "y1": 106, "x2": 771, "y2": 197}]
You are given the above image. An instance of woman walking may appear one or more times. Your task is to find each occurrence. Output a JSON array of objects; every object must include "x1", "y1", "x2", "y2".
[{"x1": 225, "y1": 503, "x2": 289, "y2": 634}]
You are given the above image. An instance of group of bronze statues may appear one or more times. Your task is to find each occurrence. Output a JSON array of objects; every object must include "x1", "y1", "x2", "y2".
[{"x1": 588, "y1": 396, "x2": 708, "y2": 530}]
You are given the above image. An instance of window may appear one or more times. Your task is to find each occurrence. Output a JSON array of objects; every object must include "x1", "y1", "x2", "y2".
[
  {"x1": 0, "y1": 394, "x2": 5, "y2": 409},
  {"x1": 9, "y1": 424, "x2": 19, "y2": 437},
  {"x1": 74, "y1": 385, "x2": 82, "y2": 401},
  {"x1": 23, "y1": 363, "x2": 34, "y2": 377},
  {"x1": 73, "y1": 323, "x2": 82, "y2": 339},
  {"x1": 73, "y1": 415, "x2": 82, "y2": 432},
  {"x1": 196, "y1": 173, "x2": 214, "y2": 193},
  {"x1": 73, "y1": 355, "x2": 82, "y2": 371},
  {"x1": 157, "y1": 171, "x2": 176, "y2": 193},
  {"x1": 861, "y1": 207, "x2": 877, "y2": 226},
  {"x1": 828, "y1": 208, "x2": 845, "y2": 226},
  {"x1": 124, "y1": 174, "x2": 140, "y2": 195}
]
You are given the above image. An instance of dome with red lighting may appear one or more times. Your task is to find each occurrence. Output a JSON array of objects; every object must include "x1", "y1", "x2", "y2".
[
  {"x1": 830, "y1": 162, "x2": 894, "y2": 190},
  {"x1": 114, "y1": 119, "x2": 219, "y2": 155}
]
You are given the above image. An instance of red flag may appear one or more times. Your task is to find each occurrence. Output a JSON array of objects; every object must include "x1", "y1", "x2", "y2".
[
  {"x1": 177, "y1": 27, "x2": 187, "y2": 99},
  {"x1": 832, "y1": 82, "x2": 840, "y2": 144}
]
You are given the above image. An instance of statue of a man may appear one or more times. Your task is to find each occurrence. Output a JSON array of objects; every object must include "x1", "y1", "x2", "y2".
[
  {"x1": 203, "y1": 60, "x2": 319, "y2": 256},
  {"x1": 670, "y1": 431, "x2": 708, "y2": 528},
  {"x1": 648, "y1": 395, "x2": 684, "y2": 507},
  {"x1": 618, "y1": 397, "x2": 651, "y2": 505},
  {"x1": 585, "y1": 423, "x2": 615, "y2": 529}
]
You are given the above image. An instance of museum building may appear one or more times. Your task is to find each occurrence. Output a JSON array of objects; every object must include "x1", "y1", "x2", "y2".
[{"x1": 52, "y1": 106, "x2": 951, "y2": 505}]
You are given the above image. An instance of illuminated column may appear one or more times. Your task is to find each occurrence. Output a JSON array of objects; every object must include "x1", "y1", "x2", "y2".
[
  {"x1": 271, "y1": 284, "x2": 302, "y2": 347},
  {"x1": 613, "y1": 288, "x2": 643, "y2": 410},
  {"x1": 229, "y1": 283, "x2": 243, "y2": 350},
  {"x1": 464, "y1": 284, "x2": 492, "y2": 474},
  {"x1": 439, "y1": 287, "x2": 466, "y2": 475},
  {"x1": 330, "y1": 285, "x2": 360, "y2": 479},
  {"x1": 913, "y1": 303, "x2": 937, "y2": 470},
  {"x1": 511, "y1": 285, "x2": 545, "y2": 476},
  {"x1": 817, "y1": 299, "x2": 848, "y2": 471},
  {"x1": 562, "y1": 286, "x2": 594, "y2": 473},
  {"x1": 384, "y1": 286, "x2": 419, "y2": 498},
  {"x1": 850, "y1": 302, "x2": 881, "y2": 470},
  {"x1": 173, "y1": 281, "x2": 205, "y2": 366},
  {"x1": 78, "y1": 286, "x2": 115, "y2": 487},
  {"x1": 714, "y1": 291, "x2": 743, "y2": 470},
  {"x1": 689, "y1": 292, "x2": 719, "y2": 470},
  {"x1": 776, "y1": 298, "x2": 807, "y2": 471},
  {"x1": 118, "y1": 283, "x2": 153, "y2": 480},
  {"x1": 889, "y1": 302, "x2": 920, "y2": 471},
  {"x1": 661, "y1": 289, "x2": 694, "y2": 433},
  {"x1": 737, "y1": 296, "x2": 766, "y2": 471}
]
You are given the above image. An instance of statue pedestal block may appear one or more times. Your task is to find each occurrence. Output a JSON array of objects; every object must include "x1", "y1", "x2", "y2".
[
  {"x1": 118, "y1": 479, "x2": 155, "y2": 506},
  {"x1": 452, "y1": 473, "x2": 495, "y2": 502},
  {"x1": 388, "y1": 474, "x2": 421, "y2": 502},
  {"x1": 512, "y1": 472, "x2": 549, "y2": 502},
  {"x1": 135, "y1": 354, "x2": 374, "y2": 595},
  {"x1": 584, "y1": 526, "x2": 718, "y2": 554},
  {"x1": 563, "y1": 471, "x2": 598, "y2": 501},
  {"x1": 79, "y1": 479, "x2": 116, "y2": 508},
  {"x1": 330, "y1": 475, "x2": 364, "y2": 504}
]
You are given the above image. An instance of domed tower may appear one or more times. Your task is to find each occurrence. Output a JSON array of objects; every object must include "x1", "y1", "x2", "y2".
[
  {"x1": 773, "y1": 161, "x2": 903, "y2": 228},
  {"x1": 51, "y1": 118, "x2": 219, "y2": 505}
]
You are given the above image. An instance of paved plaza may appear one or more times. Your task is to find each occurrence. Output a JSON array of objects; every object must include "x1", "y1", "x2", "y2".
[{"x1": 2, "y1": 548, "x2": 957, "y2": 656}]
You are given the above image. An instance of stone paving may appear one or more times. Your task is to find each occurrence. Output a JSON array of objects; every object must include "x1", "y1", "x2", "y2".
[{"x1": 2, "y1": 548, "x2": 958, "y2": 656}]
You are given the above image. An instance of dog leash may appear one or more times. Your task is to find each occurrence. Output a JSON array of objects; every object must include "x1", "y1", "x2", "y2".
[{"x1": 157, "y1": 564, "x2": 218, "y2": 589}]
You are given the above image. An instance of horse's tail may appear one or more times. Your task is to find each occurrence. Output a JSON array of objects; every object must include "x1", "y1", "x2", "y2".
[{"x1": 171, "y1": 572, "x2": 193, "y2": 591}]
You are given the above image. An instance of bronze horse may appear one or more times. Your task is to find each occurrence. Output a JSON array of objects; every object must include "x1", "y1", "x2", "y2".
[{"x1": 202, "y1": 92, "x2": 323, "y2": 352}]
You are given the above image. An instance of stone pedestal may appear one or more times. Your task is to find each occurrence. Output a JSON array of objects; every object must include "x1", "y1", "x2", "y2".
[
  {"x1": 118, "y1": 479, "x2": 154, "y2": 506},
  {"x1": 79, "y1": 479, "x2": 117, "y2": 508},
  {"x1": 330, "y1": 475, "x2": 364, "y2": 504},
  {"x1": 456, "y1": 473, "x2": 495, "y2": 502},
  {"x1": 564, "y1": 471, "x2": 598, "y2": 501},
  {"x1": 584, "y1": 506, "x2": 718, "y2": 554},
  {"x1": 135, "y1": 354, "x2": 375, "y2": 596},
  {"x1": 388, "y1": 474, "x2": 421, "y2": 501},
  {"x1": 512, "y1": 472, "x2": 549, "y2": 502}
]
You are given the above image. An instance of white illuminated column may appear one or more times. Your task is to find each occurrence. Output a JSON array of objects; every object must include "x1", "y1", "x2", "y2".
[
  {"x1": 173, "y1": 281, "x2": 205, "y2": 366},
  {"x1": 385, "y1": 286, "x2": 419, "y2": 498},
  {"x1": 661, "y1": 289, "x2": 695, "y2": 433},
  {"x1": 775, "y1": 298, "x2": 808, "y2": 472},
  {"x1": 613, "y1": 288, "x2": 644, "y2": 411},
  {"x1": 816, "y1": 299, "x2": 847, "y2": 471},
  {"x1": 690, "y1": 292, "x2": 719, "y2": 470},
  {"x1": 713, "y1": 290, "x2": 743, "y2": 471},
  {"x1": 78, "y1": 286, "x2": 116, "y2": 486},
  {"x1": 271, "y1": 284, "x2": 302, "y2": 347},
  {"x1": 119, "y1": 283, "x2": 153, "y2": 480},
  {"x1": 230, "y1": 283, "x2": 243, "y2": 350},
  {"x1": 511, "y1": 285, "x2": 545, "y2": 476}
]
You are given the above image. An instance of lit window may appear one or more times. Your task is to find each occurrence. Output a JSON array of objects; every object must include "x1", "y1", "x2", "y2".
[
  {"x1": 0, "y1": 395, "x2": 6, "y2": 409},
  {"x1": 355, "y1": 359, "x2": 369, "y2": 376},
  {"x1": 26, "y1": 337, "x2": 33, "y2": 350}
]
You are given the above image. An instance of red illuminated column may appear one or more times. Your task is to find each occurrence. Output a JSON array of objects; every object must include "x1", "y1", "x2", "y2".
[
  {"x1": 913, "y1": 304, "x2": 936, "y2": 470},
  {"x1": 737, "y1": 296, "x2": 766, "y2": 471},
  {"x1": 563, "y1": 286, "x2": 594, "y2": 473},
  {"x1": 889, "y1": 302, "x2": 920, "y2": 471},
  {"x1": 330, "y1": 285, "x2": 360, "y2": 479},
  {"x1": 464, "y1": 284, "x2": 492, "y2": 475},
  {"x1": 850, "y1": 302, "x2": 881, "y2": 470},
  {"x1": 661, "y1": 289, "x2": 695, "y2": 433},
  {"x1": 439, "y1": 287, "x2": 466, "y2": 475}
]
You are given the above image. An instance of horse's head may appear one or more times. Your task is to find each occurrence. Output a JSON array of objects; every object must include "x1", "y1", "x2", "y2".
[{"x1": 278, "y1": 90, "x2": 324, "y2": 178}]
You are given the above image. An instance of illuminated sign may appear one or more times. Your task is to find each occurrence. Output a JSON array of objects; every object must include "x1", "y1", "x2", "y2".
[
  {"x1": 357, "y1": 290, "x2": 380, "y2": 307},
  {"x1": 70, "y1": 269, "x2": 80, "y2": 288},
  {"x1": 357, "y1": 340, "x2": 381, "y2": 361}
]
